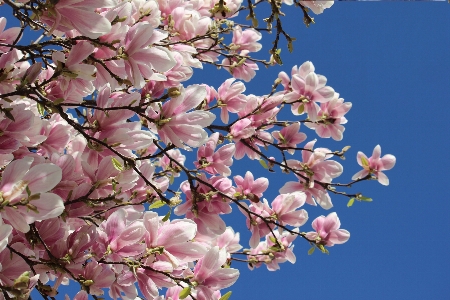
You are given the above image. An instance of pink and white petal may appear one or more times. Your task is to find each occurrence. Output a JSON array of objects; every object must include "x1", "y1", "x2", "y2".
[
  {"x1": 380, "y1": 154, "x2": 396, "y2": 170},
  {"x1": 105, "y1": 209, "x2": 126, "y2": 244},
  {"x1": 115, "y1": 222, "x2": 145, "y2": 250},
  {"x1": 203, "y1": 268, "x2": 239, "y2": 290},
  {"x1": 323, "y1": 212, "x2": 340, "y2": 232},
  {"x1": 377, "y1": 171, "x2": 390, "y2": 186},
  {"x1": 328, "y1": 229, "x2": 350, "y2": 245},
  {"x1": 23, "y1": 163, "x2": 62, "y2": 193},
  {"x1": 30, "y1": 193, "x2": 65, "y2": 220},
  {"x1": 157, "y1": 221, "x2": 197, "y2": 247},
  {"x1": 315, "y1": 191, "x2": 333, "y2": 210},
  {"x1": 352, "y1": 169, "x2": 369, "y2": 180},
  {"x1": 356, "y1": 151, "x2": 368, "y2": 167},
  {"x1": 62, "y1": 8, "x2": 112, "y2": 39},
  {"x1": 3, "y1": 207, "x2": 29, "y2": 233},
  {"x1": 372, "y1": 145, "x2": 382, "y2": 160},
  {"x1": 285, "y1": 248, "x2": 296, "y2": 263},
  {"x1": 304, "y1": 72, "x2": 319, "y2": 95},
  {"x1": 279, "y1": 181, "x2": 303, "y2": 194},
  {"x1": 65, "y1": 41, "x2": 94, "y2": 66},
  {"x1": 280, "y1": 210, "x2": 308, "y2": 227},
  {"x1": 0, "y1": 157, "x2": 32, "y2": 192}
]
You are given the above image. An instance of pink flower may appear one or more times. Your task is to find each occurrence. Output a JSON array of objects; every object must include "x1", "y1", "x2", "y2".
[
  {"x1": 305, "y1": 212, "x2": 350, "y2": 247},
  {"x1": 155, "y1": 85, "x2": 216, "y2": 149},
  {"x1": 75, "y1": 262, "x2": 115, "y2": 296},
  {"x1": 305, "y1": 94, "x2": 352, "y2": 141},
  {"x1": 0, "y1": 102, "x2": 46, "y2": 154},
  {"x1": 212, "y1": 227, "x2": 242, "y2": 255},
  {"x1": 51, "y1": 41, "x2": 96, "y2": 103},
  {"x1": 124, "y1": 22, "x2": 176, "y2": 88},
  {"x1": 95, "y1": 209, "x2": 146, "y2": 258},
  {"x1": 40, "y1": 0, "x2": 116, "y2": 38},
  {"x1": 231, "y1": 26, "x2": 262, "y2": 53},
  {"x1": 272, "y1": 122, "x2": 307, "y2": 154},
  {"x1": 263, "y1": 229, "x2": 299, "y2": 271},
  {"x1": 192, "y1": 247, "x2": 239, "y2": 300},
  {"x1": 352, "y1": 145, "x2": 396, "y2": 186},
  {"x1": 283, "y1": 61, "x2": 335, "y2": 122},
  {"x1": 217, "y1": 78, "x2": 247, "y2": 123},
  {"x1": 195, "y1": 133, "x2": 236, "y2": 176},
  {"x1": 271, "y1": 193, "x2": 308, "y2": 228},
  {"x1": 229, "y1": 118, "x2": 255, "y2": 141},
  {"x1": 143, "y1": 212, "x2": 207, "y2": 268},
  {"x1": 233, "y1": 171, "x2": 269, "y2": 202},
  {"x1": 239, "y1": 199, "x2": 275, "y2": 248},
  {"x1": 222, "y1": 50, "x2": 258, "y2": 82},
  {"x1": 0, "y1": 157, "x2": 64, "y2": 233},
  {"x1": 279, "y1": 140, "x2": 343, "y2": 209}
]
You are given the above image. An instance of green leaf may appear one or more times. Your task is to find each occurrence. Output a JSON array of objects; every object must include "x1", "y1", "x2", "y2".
[
  {"x1": 347, "y1": 198, "x2": 355, "y2": 207},
  {"x1": 179, "y1": 286, "x2": 191, "y2": 299},
  {"x1": 361, "y1": 156, "x2": 369, "y2": 167},
  {"x1": 308, "y1": 247, "x2": 315, "y2": 255},
  {"x1": 162, "y1": 210, "x2": 171, "y2": 222},
  {"x1": 37, "y1": 103, "x2": 45, "y2": 116},
  {"x1": 297, "y1": 104, "x2": 304, "y2": 115},
  {"x1": 359, "y1": 196, "x2": 372, "y2": 202},
  {"x1": 149, "y1": 200, "x2": 165, "y2": 209},
  {"x1": 219, "y1": 291, "x2": 232, "y2": 300},
  {"x1": 111, "y1": 157, "x2": 124, "y2": 171},
  {"x1": 259, "y1": 159, "x2": 268, "y2": 169},
  {"x1": 268, "y1": 235, "x2": 277, "y2": 244},
  {"x1": 169, "y1": 175, "x2": 174, "y2": 185}
]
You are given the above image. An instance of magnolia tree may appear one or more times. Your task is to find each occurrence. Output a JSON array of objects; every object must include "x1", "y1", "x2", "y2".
[{"x1": 0, "y1": 0, "x2": 396, "y2": 299}]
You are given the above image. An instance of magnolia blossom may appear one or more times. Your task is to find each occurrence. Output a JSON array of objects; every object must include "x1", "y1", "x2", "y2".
[
  {"x1": 305, "y1": 94, "x2": 352, "y2": 141},
  {"x1": 216, "y1": 78, "x2": 247, "y2": 123},
  {"x1": 271, "y1": 193, "x2": 308, "y2": 228},
  {"x1": 231, "y1": 26, "x2": 262, "y2": 53},
  {"x1": 0, "y1": 157, "x2": 64, "y2": 233},
  {"x1": 40, "y1": 0, "x2": 116, "y2": 38},
  {"x1": 123, "y1": 22, "x2": 176, "y2": 88},
  {"x1": 305, "y1": 212, "x2": 350, "y2": 247},
  {"x1": 195, "y1": 132, "x2": 236, "y2": 176},
  {"x1": 154, "y1": 85, "x2": 216, "y2": 149},
  {"x1": 280, "y1": 140, "x2": 343, "y2": 209},
  {"x1": 272, "y1": 122, "x2": 307, "y2": 154},
  {"x1": 283, "y1": 61, "x2": 336, "y2": 122},
  {"x1": 191, "y1": 247, "x2": 239, "y2": 300},
  {"x1": 352, "y1": 145, "x2": 396, "y2": 185}
]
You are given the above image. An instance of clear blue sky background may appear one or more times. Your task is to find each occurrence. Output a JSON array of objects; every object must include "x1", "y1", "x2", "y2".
[{"x1": 2, "y1": 1, "x2": 447, "y2": 299}]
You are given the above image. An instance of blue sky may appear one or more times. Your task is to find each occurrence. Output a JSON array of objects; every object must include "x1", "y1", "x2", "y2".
[
  {"x1": 192, "y1": 2, "x2": 450, "y2": 300},
  {"x1": 4, "y1": 1, "x2": 447, "y2": 299}
]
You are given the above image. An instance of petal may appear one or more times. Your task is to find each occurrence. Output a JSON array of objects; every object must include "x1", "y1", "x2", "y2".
[
  {"x1": 377, "y1": 171, "x2": 389, "y2": 186},
  {"x1": 380, "y1": 154, "x2": 396, "y2": 170},
  {"x1": 0, "y1": 157, "x2": 32, "y2": 192},
  {"x1": 372, "y1": 145, "x2": 381, "y2": 160},
  {"x1": 328, "y1": 229, "x2": 350, "y2": 245},
  {"x1": 23, "y1": 163, "x2": 62, "y2": 193}
]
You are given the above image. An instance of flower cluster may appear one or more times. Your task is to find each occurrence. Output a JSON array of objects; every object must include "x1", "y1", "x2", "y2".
[{"x1": 0, "y1": 1, "x2": 395, "y2": 299}]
